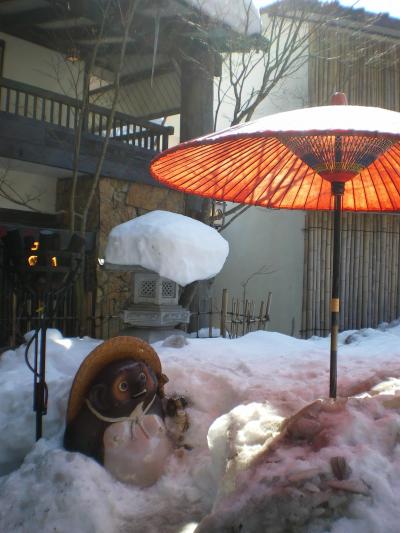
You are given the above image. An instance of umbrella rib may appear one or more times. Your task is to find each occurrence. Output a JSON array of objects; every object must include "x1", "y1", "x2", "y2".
[
  {"x1": 372, "y1": 161, "x2": 395, "y2": 211},
  {"x1": 373, "y1": 158, "x2": 400, "y2": 210},
  {"x1": 229, "y1": 144, "x2": 296, "y2": 205},
  {"x1": 290, "y1": 167, "x2": 316, "y2": 210},
  {"x1": 358, "y1": 170, "x2": 371, "y2": 211},
  {"x1": 201, "y1": 140, "x2": 289, "y2": 202},
  {"x1": 380, "y1": 146, "x2": 400, "y2": 201},
  {"x1": 154, "y1": 137, "x2": 256, "y2": 181},
  {"x1": 249, "y1": 154, "x2": 306, "y2": 207},
  {"x1": 302, "y1": 170, "x2": 321, "y2": 210},
  {"x1": 190, "y1": 139, "x2": 282, "y2": 197},
  {"x1": 313, "y1": 171, "x2": 325, "y2": 210},
  {"x1": 273, "y1": 158, "x2": 308, "y2": 209},
  {"x1": 199, "y1": 139, "x2": 282, "y2": 195},
  {"x1": 345, "y1": 178, "x2": 355, "y2": 211},
  {"x1": 165, "y1": 139, "x2": 260, "y2": 191},
  {"x1": 236, "y1": 148, "x2": 302, "y2": 207},
  {"x1": 366, "y1": 166, "x2": 383, "y2": 211},
  {"x1": 174, "y1": 141, "x2": 255, "y2": 190},
  {"x1": 158, "y1": 137, "x2": 256, "y2": 182}
]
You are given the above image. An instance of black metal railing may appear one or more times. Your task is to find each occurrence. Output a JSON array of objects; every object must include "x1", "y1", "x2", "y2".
[{"x1": 0, "y1": 76, "x2": 172, "y2": 152}]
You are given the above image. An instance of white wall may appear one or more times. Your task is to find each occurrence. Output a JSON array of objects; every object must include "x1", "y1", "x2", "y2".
[
  {"x1": 1, "y1": 32, "x2": 84, "y2": 98},
  {"x1": 0, "y1": 159, "x2": 64, "y2": 214},
  {"x1": 210, "y1": 14, "x2": 309, "y2": 336},
  {"x1": 212, "y1": 207, "x2": 305, "y2": 336},
  {"x1": 0, "y1": 33, "x2": 84, "y2": 214}
]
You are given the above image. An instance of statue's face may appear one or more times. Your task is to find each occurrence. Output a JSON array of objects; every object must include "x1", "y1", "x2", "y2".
[{"x1": 87, "y1": 359, "x2": 158, "y2": 417}]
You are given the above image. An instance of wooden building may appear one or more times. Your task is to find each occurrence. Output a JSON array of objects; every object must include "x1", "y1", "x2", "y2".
[{"x1": 0, "y1": 0, "x2": 261, "y2": 346}]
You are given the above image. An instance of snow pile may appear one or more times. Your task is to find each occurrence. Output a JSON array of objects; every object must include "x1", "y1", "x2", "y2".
[
  {"x1": 199, "y1": 395, "x2": 400, "y2": 532},
  {"x1": 0, "y1": 329, "x2": 100, "y2": 476},
  {"x1": 104, "y1": 210, "x2": 229, "y2": 286},
  {"x1": 1, "y1": 325, "x2": 400, "y2": 531}
]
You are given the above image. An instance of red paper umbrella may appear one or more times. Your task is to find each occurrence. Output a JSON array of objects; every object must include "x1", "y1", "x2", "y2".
[{"x1": 150, "y1": 94, "x2": 400, "y2": 398}]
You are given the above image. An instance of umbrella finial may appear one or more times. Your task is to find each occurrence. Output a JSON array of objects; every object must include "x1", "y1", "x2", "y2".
[{"x1": 331, "y1": 92, "x2": 348, "y2": 105}]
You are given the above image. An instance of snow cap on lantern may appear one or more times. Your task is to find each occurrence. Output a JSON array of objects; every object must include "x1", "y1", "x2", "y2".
[{"x1": 104, "y1": 210, "x2": 229, "y2": 287}]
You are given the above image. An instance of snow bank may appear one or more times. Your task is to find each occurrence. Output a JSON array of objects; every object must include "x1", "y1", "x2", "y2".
[
  {"x1": 104, "y1": 210, "x2": 229, "y2": 286},
  {"x1": 1, "y1": 324, "x2": 400, "y2": 532}
]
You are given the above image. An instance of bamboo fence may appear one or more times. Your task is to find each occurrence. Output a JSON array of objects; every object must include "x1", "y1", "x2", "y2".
[
  {"x1": 300, "y1": 25, "x2": 400, "y2": 338},
  {"x1": 301, "y1": 212, "x2": 400, "y2": 337},
  {"x1": 309, "y1": 25, "x2": 400, "y2": 109},
  {"x1": 192, "y1": 288, "x2": 272, "y2": 338},
  {"x1": 2, "y1": 287, "x2": 272, "y2": 349}
]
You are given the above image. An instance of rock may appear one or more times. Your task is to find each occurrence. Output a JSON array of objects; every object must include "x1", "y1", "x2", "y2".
[{"x1": 330, "y1": 456, "x2": 351, "y2": 480}]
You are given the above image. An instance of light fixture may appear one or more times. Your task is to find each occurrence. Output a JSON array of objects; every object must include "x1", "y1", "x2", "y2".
[{"x1": 65, "y1": 47, "x2": 80, "y2": 62}]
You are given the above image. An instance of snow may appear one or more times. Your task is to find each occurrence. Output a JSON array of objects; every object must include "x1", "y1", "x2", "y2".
[
  {"x1": 1, "y1": 324, "x2": 400, "y2": 532},
  {"x1": 197, "y1": 104, "x2": 400, "y2": 141},
  {"x1": 104, "y1": 210, "x2": 229, "y2": 286},
  {"x1": 185, "y1": 0, "x2": 262, "y2": 36}
]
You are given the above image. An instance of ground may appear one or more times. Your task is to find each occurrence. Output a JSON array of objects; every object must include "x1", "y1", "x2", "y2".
[{"x1": 0, "y1": 324, "x2": 400, "y2": 532}]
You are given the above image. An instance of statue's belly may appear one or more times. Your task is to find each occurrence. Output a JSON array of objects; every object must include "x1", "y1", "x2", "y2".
[{"x1": 103, "y1": 414, "x2": 172, "y2": 486}]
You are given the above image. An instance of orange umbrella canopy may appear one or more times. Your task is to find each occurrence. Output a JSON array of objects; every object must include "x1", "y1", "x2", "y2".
[{"x1": 151, "y1": 103, "x2": 400, "y2": 211}]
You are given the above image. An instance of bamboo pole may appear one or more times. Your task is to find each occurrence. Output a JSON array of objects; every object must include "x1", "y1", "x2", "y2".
[
  {"x1": 220, "y1": 289, "x2": 228, "y2": 338},
  {"x1": 208, "y1": 298, "x2": 213, "y2": 338},
  {"x1": 301, "y1": 214, "x2": 310, "y2": 337},
  {"x1": 242, "y1": 300, "x2": 249, "y2": 336},
  {"x1": 362, "y1": 215, "x2": 370, "y2": 327},
  {"x1": 258, "y1": 300, "x2": 265, "y2": 330},
  {"x1": 266, "y1": 292, "x2": 272, "y2": 328}
]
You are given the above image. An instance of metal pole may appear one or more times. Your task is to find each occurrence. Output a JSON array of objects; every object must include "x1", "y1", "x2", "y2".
[
  {"x1": 330, "y1": 182, "x2": 344, "y2": 398},
  {"x1": 35, "y1": 302, "x2": 47, "y2": 440}
]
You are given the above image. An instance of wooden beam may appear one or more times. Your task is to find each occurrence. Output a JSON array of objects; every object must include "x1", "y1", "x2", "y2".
[
  {"x1": 0, "y1": 207, "x2": 61, "y2": 228},
  {"x1": 0, "y1": 112, "x2": 165, "y2": 186},
  {"x1": 89, "y1": 62, "x2": 176, "y2": 95},
  {"x1": 0, "y1": 8, "x2": 72, "y2": 30}
]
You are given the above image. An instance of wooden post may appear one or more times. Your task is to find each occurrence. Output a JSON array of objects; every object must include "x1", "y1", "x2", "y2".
[
  {"x1": 266, "y1": 292, "x2": 272, "y2": 328},
  {"x1": 180, "y1": 42, "x2": 215, "y2": 219},
  {"x1": 11, "y1": 292, "x2": 17, "y2": 347},
  {"x1": 258, "y1": 300, "x2": 265, "y2": 330},
  {"x1": 220, "y1": 288, "x2": 228, "y2": 338},
  {"x1": 208, "y1": 298, "x2": 213, "y2": 338},
  {"x1": 242, "y1": 300, "x2": 249, "y2": 336}
]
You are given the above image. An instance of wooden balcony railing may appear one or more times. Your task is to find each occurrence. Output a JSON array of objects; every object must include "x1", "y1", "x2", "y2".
[{"x1": 0, "y1": 77, "x2": 173, "y2": 152}]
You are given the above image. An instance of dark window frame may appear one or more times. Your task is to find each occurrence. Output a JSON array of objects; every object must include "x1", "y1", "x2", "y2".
[{"x1": 0, "y1": 40, "x2": 4, "y2": 75}]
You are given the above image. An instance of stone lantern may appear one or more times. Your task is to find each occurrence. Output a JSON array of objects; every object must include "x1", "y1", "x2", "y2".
[
  {"x1": 105, "y1": 264, "x2": 190, "y2": 342},
  {"x1": 104, "y1": 210, "x2": 229, "y2": 341}
]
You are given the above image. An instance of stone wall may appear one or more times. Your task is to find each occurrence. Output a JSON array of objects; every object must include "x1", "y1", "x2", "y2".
[
  {"x1": 98, "y1": 178, "x2": 184, "y2": 338},
  {"x1": 56, "y1": 176, "x2": 99, "y2": 232},
  {"x1": 56, "y1": 176, "x2": 185, "y2": 338}
]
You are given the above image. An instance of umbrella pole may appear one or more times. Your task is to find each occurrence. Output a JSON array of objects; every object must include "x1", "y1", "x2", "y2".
[{"x1": 330, "y1": 182, "x2": 344, "y2": 399}]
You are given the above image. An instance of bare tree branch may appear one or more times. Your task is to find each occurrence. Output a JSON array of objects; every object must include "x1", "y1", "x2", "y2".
[
  {"x1": 80, "y1": 0, "x2": 139, "y2": 235},
  {"x1": 220, "y1": 204, "x2": 252, "y2": 232},
  {"x1": 70, "y1": 0, "x2": 112, "y2": 232},
  {"x1": 0, "y1": 164, "x2": 43, "y2": 211}
]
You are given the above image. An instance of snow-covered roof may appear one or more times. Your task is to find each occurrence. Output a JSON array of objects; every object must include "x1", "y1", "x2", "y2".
[
  {"x1": 104, "y1": 210, "x2": 229, "y2": 286},
  {"x1": 185, "y1": 0, "x2": 262, "y2": 36}
]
